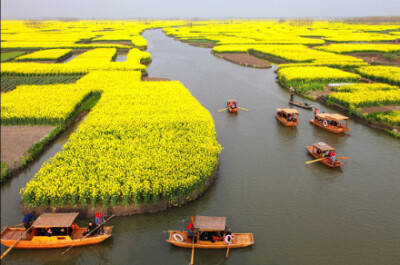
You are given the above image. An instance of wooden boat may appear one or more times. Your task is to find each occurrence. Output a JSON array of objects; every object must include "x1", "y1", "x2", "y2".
[
  {"x1": 289, "y1": 100, "x2": 313, "y2": 109},
  {"x1": 310, "y1": 113, "x2": 349, "y2": 133},
  {"x1": 306, "y1": 142, "x2": 344, "y2": 168},
  {"x1": 227, "y1": 99, "x2": 238, "y2": 113},
  {"x1": 1, "y1": 213, "x2": 113, "y2": 249},
  {"x1": 166, "y1": 216, "x2": 254, "y2": 249},
  {"x1": 276, "y1": 108, "x2": 299, "y2": 127}
]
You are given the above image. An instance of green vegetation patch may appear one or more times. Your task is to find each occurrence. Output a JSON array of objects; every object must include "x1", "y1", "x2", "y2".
[
  {"x1": 1, "y1": 51, "x2": 26, "y2": 62},
  {"x1": 1, "y1": 75, "x2": 84, "y2": 92}
]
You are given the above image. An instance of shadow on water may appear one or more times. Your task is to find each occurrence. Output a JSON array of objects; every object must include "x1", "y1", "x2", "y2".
[{"x1": 2, "y1": 29, "x2": 400, "y2": 265}]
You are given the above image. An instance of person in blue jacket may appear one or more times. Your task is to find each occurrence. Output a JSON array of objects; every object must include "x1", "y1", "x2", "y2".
[{"x1": 23, "y1": 211, "x2": 36, "y2": 231}]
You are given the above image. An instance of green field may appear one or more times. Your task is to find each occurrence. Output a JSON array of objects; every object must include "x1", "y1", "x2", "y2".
[
  {"x1": 1, "y1": 51, "x2": 26, "y2": 62},
  {"x1": 1, "y1": 75, "x2": 83, "y2": 92}
]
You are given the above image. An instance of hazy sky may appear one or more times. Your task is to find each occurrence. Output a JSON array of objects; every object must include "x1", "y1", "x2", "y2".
[{"x1": 2, "y1": 0, "x2": 400, "y2": 19}]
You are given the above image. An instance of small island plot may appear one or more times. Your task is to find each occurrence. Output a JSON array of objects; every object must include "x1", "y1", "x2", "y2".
[
  {"x1": 276, "y1": 108, "x2": 299, "y2": 127},
  {"x1": 310, "y1": 113, "x2": 349, "y2": 133},
  {"x1": 1, "y1": 213, "x2": 113, "y2": 249}
]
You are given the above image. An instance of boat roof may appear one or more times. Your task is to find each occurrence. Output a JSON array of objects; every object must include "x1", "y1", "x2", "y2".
[
  {"x1": 194, "y1": 216, "x2": 226, "y2": 231},
  {"x1": 313, "y1": 142, "x2": 335, "y2": 151},
  {"x1": 276, "y1": 108, "x2": 299, "y2": 114},
  {"x1": 32, "y1": 213, "x2": 79, "y2": 228},
  {"x1": 227, "y1": 99, "x2": 237, "y2": 103},
  {"x1": 317, "y1": 113, "x2": 348, "y2": 121}
]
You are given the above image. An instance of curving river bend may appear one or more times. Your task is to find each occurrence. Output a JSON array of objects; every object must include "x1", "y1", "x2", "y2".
[{"x1": 1, "y1": 29, "x2": 400, "y2": 265}]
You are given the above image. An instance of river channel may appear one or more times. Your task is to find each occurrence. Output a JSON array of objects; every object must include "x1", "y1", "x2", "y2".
[{"x1": 1, "y1": 29, "x2": 400, "y2": 265}]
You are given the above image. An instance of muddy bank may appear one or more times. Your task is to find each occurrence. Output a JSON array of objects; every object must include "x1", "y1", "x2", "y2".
[
  {"x1": 1, "y1": 126, "x2": 55, "y2": 171},
  {"x1": 360, "y1": 105, "x2": 400, "y2": 114},
  {"x1": 213, "y1": 52, "x2": 271, "y2": 68},
  {"x1": 249, "y1": 50, "x2": 288, "y2": 64},
  {"x1": 141, "y1": 76, "x2": 171, "y2": 81},
  {"x1": 22, "y1": 164, "x2": 219, "y2": 217},
  {"x1": 350, "y1": 52, "x2": 400, "y2": 67},
  {"x1": 188, "y1": 43, "x2": 216, "y2": 48}
]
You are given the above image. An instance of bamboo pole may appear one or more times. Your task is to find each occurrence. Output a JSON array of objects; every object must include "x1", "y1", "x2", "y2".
[
  {"x1": 225, "y1": 238, "x2": 231, "y2": 258},
  {"x1": 190, "y1": 216, "x2": 195, "y2": 265},
  {"x1": 60, "y1": 215, "x2": 114, "y2": 255}
]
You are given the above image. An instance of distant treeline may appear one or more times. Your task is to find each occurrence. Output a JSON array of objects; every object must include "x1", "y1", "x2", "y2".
[{"x1": 345, "y1": 16, "x2": 400, "y2": 24}]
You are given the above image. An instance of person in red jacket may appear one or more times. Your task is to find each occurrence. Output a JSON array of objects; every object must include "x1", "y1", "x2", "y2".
[{"x1": 329, "y1": 151, "x2": 336, "y2": 165}]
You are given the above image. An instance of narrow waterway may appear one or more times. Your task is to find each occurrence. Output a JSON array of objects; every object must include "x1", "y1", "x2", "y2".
[{"x1": 1, "y1": 29, "x2": 400, "y2": 265}]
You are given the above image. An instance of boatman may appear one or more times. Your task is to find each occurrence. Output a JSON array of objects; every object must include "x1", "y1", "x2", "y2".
[
  {"x1": 314, "y1": 108, "x2": 319, "y2": 120},
  {"x1": 23, "y1": 211, "x2": 36, "y2": 231},
  {"x1": 329, "y1": 151, "x2": 336, "y2": 165},
  {"x1": 187, "y1": 221, "x2": 195, "y2": 241},
  {"x1": 290, "y1": 93, "x2": 294, "y2": 102},
  {"x1": 95, "y1": 212, "x2": 105, "y2": 235}
]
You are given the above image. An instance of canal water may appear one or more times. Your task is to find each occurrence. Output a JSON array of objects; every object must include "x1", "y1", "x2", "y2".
[{"x1": 1, "y1": 29, "x2": 400, "y2": 265}]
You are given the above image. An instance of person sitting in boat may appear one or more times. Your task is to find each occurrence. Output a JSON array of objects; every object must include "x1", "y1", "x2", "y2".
[
  {"x1": 22, "y1": 211, "x2": 36, "y2": 231},
  {"x1": 211, "y1": 231, "x2": 224, "y2": 243},
  {"x1": 230, "y1": 102, "x2": 237, "y2": 109},
  {"x1": 95, "y1": 212, "x2": 105, "y2": 235},
  {"x1": 83, "y1": 221, "x2": 97, "y2": 236},
  {"x1": 224, "y1": 228, "x2": 234, "y2": 244},
  {"x1": 44, "y1": 228, "x2": 53, "y2": 237},
  {"x1": 288, "y1": 114, "x2": 293, "y2": 121}
]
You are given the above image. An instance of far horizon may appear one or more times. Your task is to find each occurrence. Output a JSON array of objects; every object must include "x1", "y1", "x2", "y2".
[{"x1": 2, "y1": 0, "x2": 400, "y2": 20}]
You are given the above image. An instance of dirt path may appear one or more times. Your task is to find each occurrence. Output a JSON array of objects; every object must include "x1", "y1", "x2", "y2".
[
  {"x1": 360, "y1": 105, "x2": 400, "y2": 114},
  {"x1": 141, "y1": 76, "x2": 171, "y2": 81},
  {"x1": 1, "y1": 126, "x2": 55, "y2": 170},
  {"x1": 350, "y1": 53, "x2": 400, "y2": 67},
  {"x1": 91, "y1": 41, "x2": 132, "y2": 46},
  {"x1": 213, "y1": 53, "x2": 271, "y2": 68}
]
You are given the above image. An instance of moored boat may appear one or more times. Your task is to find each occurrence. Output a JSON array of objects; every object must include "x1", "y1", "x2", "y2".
[
  {"x1": 310, "y1": 113, "x2": 349, "y2": 133},
  {"x1": 1, "y1": 213, "x2": 113, "y2": 249},
  {"x1": 166, "y1": 216, "x2": 254, "y2": 249},
  {"x1": 289, "y1": 100, "x2": 313, "y2": 109},
  {"x1": 276, "y1": 108, "x2": 299, "y2": 127},
  {"x1": 306, "y1": 142, "x2": 344, "y2": 168}
]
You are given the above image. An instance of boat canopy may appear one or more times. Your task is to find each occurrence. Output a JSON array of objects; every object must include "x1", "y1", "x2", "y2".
[
  {"x1": 276, "y1": 108, "x2": 299, "y2": 114},
  {"x1": 194, "y1": 216, "x2": 226, "y2": 231},
  {"x1": 317, "y1": 113, "x2": 348, "y2": 121},
  {"x1": 32, "y1": 213, "x2": 79, "y2": 228},
  {"x1": 313, "y1": 142, "x2": 335, "y2": 152},
  {"x1": 227, "y1": 99, "x2": 237, "y2": 104}
]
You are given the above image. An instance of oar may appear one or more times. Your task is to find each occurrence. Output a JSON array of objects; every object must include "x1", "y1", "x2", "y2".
[
  {"x1": 218, "y1": 108, "x2": 228, "y2": 112},
  {"x1": 238, "y1": 107, "x2": 248, "y2": 111},
  {"x1": 225, "y1": 236, "x2": 231, "y2": 259},
  {"x1": 1, "y1": 226, "x2": 32, "y2": 260},
  {"x1": 306, "y1": 156, "x2": 349, "y2": 165},
  {"x1": 190, "y1": 216, "x2": 195, "y2": 265},
  {"x1": 61, "y1": 215, "x2": 115, "y2": 255},
  {"x1": 305, "y1": 157, "x2": 325, "y2": 165}
]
